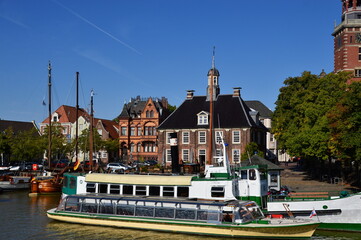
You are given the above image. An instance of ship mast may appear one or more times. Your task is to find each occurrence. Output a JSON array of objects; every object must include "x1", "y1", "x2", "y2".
[
  {"x1": 207, "y1": 47, "x2": 215, "y2": 166},
  {"x1": 47, "y1": 62, "x2": 52, "y2": 168},
  {"x1": 89, "y1": 89, "x2": 94, "y2": 171},
  {"x1": 75, "y1": 72, "x2": 79, "y2": 169}
]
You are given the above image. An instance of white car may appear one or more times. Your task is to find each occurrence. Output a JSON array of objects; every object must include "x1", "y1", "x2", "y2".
[{"x1": 107, "y1": 163, "x2": 128, "y2": 172}]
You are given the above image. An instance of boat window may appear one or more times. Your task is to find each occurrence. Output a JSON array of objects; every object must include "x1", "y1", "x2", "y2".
[
  {"x1": 117, "y1": 204, "x2": 134, "y2": 216},
  {"x1": 175, "y1": 209, "x2": 196, "y2": 220},
  {"x1": 149, "y1": 186, "x2": 160, "y2": 196},
  {"x1": 235, "y1": 207, "x2": 254, "y2": 223},
  {"x1": 99, "y1": 200, "x2": 114, "y2": 214},
  {"x1": 240, "y1": 170, "x2": 247, "y2": 179},
  {"x1": 211, "y1": 186, "x2": 224, "y2": 197},
  {"x1": 155, "y1": 207, "x2": 174, "y2": 219},
  {"x1": 109, "y1": 184, "x2": 120, "y2": 194},
  {"x1": 135, "y1": 186, "x2": 147, "y2": 196},
  {"x1": 163, "y1": 187, "x2": 174, "y2": 197},
  {"x1": 177, "y1": 187, "x2": 189, "y2": 197},
  {"x1": 135, "y1": 206, "x2": 154, "y2": 217},
  {"x1": 70, "y1": 177, "x2": 76, "y2": 189},
  {"x1": 86, "y1": 183, "x2": 96, "y2": 193},
  {"x1": 64, "y1": 197, "x2": 81, "y2": 212},
  {"x1": 123, "y1": 185, "x2": 133, "y2": 195},
  {"x1": 222, "y1": 212, "x2": 233, "y2": 223},
  {"x1": 249, "y1": 169, "x2": 257, "y2": 180},
  {"x1": 99, "y1": 184, "x2": 108, "y2": 193},
  {"x1": 63, "y1": 176, "x2": 68, "y2": 188},
  {"x1": 81, "y1": 198, "x2": 98, "y2": 213}
]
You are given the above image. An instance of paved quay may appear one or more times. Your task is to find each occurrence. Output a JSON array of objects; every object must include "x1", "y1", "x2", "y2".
[{"x1": 279, "y1": 162, "x2": 360, "y2": 195}]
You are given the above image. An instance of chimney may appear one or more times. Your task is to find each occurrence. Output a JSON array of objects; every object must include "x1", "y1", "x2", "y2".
[
  {"x1": 233, "y1": 87, "x2": 241, "y2": 97},
  {"x1": 186, "y1": 90, "x2": 195, "y2": 100}
]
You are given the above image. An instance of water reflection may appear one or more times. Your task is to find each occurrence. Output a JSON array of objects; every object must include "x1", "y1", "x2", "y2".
[{"x1": 1, "y1": 190, "x2": 361, "y2": 240}]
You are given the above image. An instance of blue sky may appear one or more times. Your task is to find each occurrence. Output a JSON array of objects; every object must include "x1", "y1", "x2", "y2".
[{"x1": 0, "y1": 0, "x2": 340, "y2": 125}]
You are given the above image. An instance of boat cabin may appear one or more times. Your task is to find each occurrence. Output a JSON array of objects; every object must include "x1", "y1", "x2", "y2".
[{"x1": 57, "y1": 194, "x2": 265, "y2": 225}]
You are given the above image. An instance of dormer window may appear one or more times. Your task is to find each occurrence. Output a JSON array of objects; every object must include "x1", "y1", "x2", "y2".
[{"x1": 197, "y1": 111, "x2": 209, "y2": 125}]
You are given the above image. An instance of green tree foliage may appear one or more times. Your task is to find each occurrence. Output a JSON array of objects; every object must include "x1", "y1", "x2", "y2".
[
  {"x1": 0, "y1": 128, "x2": 13, "y2": 160},
  {"x1": 9, "y1": 128, "x2": 44, "y2": 162},
  {"x1": 272, "y1": 71, "x2": 349, "y2": 161},
  {"x1": 328, "y1": 81, "x2": 361, "y2": 162},
  {"x1": 241, "y1": 142, "x2": 264, "y2": 161},
  {"x1": 42, "y1": 123, "x2": 72, "y2": 161},
  {"x1": 77, "y1": 128, "x2": 104, "y2": 154}
]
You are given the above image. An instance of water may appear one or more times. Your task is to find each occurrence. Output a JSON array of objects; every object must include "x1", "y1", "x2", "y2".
[{"x1": 0, "y1": 190, "x2": 360, "y2": 240}]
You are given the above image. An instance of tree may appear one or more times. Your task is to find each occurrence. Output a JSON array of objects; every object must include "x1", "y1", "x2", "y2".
[
  {"x1": 77, "y1": 127, "x2": 104, "y2": 159},
  {"x1": 9, "y1": 128, "x2": 44, "y2": 162},
  {"x1": 42, "y1": 123, "x2": 72, "y2": 161},
  {"x1": 241, "y1": 142, "x2": 264, "y2": 161},
  {"x1": 273, "y1": 72, "x2": 348, "y2": 160}
]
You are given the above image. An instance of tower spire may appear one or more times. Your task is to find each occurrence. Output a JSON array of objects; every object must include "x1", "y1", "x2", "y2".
[{"x1": 212, "y1": 46, "x2": 215, "y2": 69}]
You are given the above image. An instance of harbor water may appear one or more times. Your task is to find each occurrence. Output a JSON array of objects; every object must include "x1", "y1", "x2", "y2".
[{"x1": 1, "y1": 190, "x2": 361, "y2": 240}]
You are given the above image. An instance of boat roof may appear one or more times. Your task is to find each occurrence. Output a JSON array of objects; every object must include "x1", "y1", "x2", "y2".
[
  {"x1": 67, "y1": 193, "x2": 253, "y2": 207},
  {"x1": 85, "y1": 173, "x2": 193, "y2": 186}
]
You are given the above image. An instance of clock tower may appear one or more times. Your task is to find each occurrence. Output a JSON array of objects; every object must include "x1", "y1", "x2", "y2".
[{"x1": 333, "y1": 0, "x2": 361, "y2": 82}]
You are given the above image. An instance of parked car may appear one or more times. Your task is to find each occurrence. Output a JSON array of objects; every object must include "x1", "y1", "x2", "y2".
[
  {"x1": 107, "y1": 163, "x2": 128, "y2": 172},
  {"x1": 144, "y1": 160, "x2": 158, "y2": 166}
]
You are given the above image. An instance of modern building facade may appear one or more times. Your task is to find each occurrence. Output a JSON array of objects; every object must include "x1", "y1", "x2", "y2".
[{"x1": 333, "y1": 0, "x2": 361, "y2": 82}]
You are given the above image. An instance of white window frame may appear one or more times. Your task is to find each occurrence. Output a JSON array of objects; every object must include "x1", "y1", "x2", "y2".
[
  {"x1": 166, "y1": 149, "x2": 172, "y2": 162},
  {"x1": 197, "y1": 111, "x2": 209, "y2": 125},
  {"x1": 233, "y1": 149, "x2": 240, "y2": 163},
  {"x1": 198, "y1": 131, "x2": 206, "y2": 144},
  {"x1": 166, "y1": 132, "x2": 173, "y2": 144},
  {"x1": 232, "y1": 130, "x2": 240, "y2": 144},
  {"x1": 215, "y1": 131, "x2": 223, "y2": 144},
  {"x1": 182, "y1": 149, "x2": 189, "y2": 162},
  {"x1": 182, "y1": 131, "x2": 190, "y2": 144}
]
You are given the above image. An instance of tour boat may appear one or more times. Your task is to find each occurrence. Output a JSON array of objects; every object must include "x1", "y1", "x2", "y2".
[
  {"x1": 61, "y1": 135, "x2": 269, "y2": 208},
  {"x1": 267, "y1": 192, "x2": 361, "y2": 232},
  {"x1": 47, "y1": 194, "x2": 319, "y2": 239}
]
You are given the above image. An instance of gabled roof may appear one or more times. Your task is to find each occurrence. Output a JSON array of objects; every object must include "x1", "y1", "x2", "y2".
[
  {"x1": 0, "y1": 120, "x2": 39, "y2": 135},
  {"x1": 241, "y1": 155, "x2": 283, "y2": 171},
  {"x1": 41, "y1": 105, "x2": 89, "y2": 124},
  {"x1": 118, "y1": 96, "x2": 167, "y2": 119},
  {"x1": 245, "y1": 101, "x2": 273, "y2": 118},
  {"x1": 95, "y1": 118, "x2": 119, "y2": 139},
  {"x1": 158, "y1": 95, "x2": 259, "y2": 129}
]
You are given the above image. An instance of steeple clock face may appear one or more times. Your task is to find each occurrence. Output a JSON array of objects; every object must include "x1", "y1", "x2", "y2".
[{"x1": 356, "y1": 33, "x2": 361, "y2": 43}]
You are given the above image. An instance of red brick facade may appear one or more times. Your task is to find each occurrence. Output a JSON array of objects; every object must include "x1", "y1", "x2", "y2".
[{"x1": 333, "y1": 0, "x2": 361, "y2": 83}]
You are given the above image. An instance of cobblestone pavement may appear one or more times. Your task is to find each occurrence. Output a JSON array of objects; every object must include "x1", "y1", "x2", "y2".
[{"x1": 279, "y1": 162, "x2": 360, "y2": 195}]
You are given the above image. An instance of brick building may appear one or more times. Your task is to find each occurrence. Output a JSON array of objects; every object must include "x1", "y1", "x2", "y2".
[
  {"x1": 118, "y1": 96, "x2": 171, "y2": 162},
  {"x1": 333, "y1": 0, "x2": 361, "y2": 82},
  {"x1": 157, "y1": 68, "x2": 267, "y2": 166}
]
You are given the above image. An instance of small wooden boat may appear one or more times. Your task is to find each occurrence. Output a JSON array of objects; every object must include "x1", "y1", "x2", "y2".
[
  {"x1": 47, "y1": 194, "x2": 319, "y2": 239},
  {"x1": 29, "y1": 175, "x2": 62, "y2": 196}
]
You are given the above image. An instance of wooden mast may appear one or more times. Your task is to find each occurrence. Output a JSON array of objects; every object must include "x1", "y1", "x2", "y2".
[
  {"x1": 47, "y1": 62, "x2": 52, "y2": 168},
  {"x1": 207, "y1": 47, "x2": 215, "y2": 166},
  {"x1": 89, "y1": 90, "x2": 94, "y2": 171},
  {"x1": 75, "y1": 72, "x2": 79, "y2": 169}
]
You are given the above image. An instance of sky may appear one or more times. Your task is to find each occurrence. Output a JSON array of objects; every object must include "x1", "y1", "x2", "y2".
[{"x1": 0, "y1": 0, "x2": 341, "y2": 126}]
